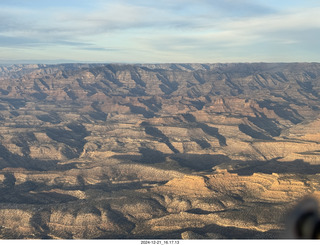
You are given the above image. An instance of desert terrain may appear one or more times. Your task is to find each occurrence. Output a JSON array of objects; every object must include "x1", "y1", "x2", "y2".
[{"x1": 0, "y1": 63, "x2": 319, "y2": 239}]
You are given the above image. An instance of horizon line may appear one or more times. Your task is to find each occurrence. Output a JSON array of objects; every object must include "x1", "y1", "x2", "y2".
[{"x1": 1, "y1": 60, "x2": 320, "y2": 66}]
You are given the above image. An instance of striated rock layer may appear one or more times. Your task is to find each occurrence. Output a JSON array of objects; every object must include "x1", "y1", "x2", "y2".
[{"x1": 0, "y1": 63, "x2": 320, "y2": 239}]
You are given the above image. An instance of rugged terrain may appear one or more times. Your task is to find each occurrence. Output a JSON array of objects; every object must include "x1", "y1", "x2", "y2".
[{"x1": 0, "y1": 63, "x2": 320, "y2": 239}]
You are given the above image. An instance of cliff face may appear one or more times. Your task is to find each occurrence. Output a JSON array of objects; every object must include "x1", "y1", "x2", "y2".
[{"x1": 0, "y1": 63, "x2": 320, "y2": 239}]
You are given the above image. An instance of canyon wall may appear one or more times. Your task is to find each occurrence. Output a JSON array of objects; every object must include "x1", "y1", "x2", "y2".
[{"x1": 0, "y1": 63, "x2": 319, "y2": 239}]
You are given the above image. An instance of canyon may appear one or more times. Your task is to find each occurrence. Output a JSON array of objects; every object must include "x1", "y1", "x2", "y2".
[{"x1": 0, "y1": 63, "x2": 320, "y2": 239}]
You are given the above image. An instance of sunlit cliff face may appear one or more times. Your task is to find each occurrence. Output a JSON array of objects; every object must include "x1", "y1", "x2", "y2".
[{"x1": 0, "y1": 63, "x2": 319, "y2": 239}]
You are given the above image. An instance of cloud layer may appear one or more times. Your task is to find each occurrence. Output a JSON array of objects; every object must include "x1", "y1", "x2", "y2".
[{"x1": 0, "y1": 0, "x2": 319, "y2": 63}]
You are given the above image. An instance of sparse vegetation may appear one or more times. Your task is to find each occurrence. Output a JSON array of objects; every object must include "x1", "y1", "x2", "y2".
[{"x1": 0, "y1": 63, "x2": 319, "y2": 239}]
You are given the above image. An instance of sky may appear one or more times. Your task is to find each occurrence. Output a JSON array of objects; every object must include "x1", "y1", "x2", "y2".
[{"x1": 0, "y1": 0, "x2": 320, "y2": 64}]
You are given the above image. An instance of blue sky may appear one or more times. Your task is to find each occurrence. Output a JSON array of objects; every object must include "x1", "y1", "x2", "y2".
[{"x1": 0, "y1": 0, "x2": 320, "y2": 63}]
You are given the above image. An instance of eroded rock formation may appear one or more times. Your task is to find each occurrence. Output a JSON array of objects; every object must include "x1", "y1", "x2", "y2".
[{"x1": 0, "y1": 63, "x2": 319, "y2": 239}]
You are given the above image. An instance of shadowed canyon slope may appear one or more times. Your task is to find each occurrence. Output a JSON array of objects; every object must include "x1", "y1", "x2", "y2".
[{"x1": 0, "y1": 63, "x2": 320, "y2": 239}]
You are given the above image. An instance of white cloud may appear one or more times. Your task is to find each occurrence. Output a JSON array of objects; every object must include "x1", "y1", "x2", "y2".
[
  {"x1": 0, "y1": 0, "x2": 319, "y2": 62},
  {"x1": 166, "y1": 6, "x2": 320, "y2": 49}
]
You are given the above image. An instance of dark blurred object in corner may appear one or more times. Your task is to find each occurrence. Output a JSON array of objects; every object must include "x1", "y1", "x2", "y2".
[{"x1": 286, "y1": 197, "x2": 320, "y2": 239}]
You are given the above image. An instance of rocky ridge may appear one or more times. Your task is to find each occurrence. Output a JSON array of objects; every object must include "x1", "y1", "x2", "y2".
[{"x1": 0, "y1": 63, "x2": 319, "y2": 239}]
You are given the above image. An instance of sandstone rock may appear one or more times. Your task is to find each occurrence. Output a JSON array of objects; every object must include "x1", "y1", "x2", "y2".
[{"x1": 0, "y1": 63, "x2": 319, "y2": 239}]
